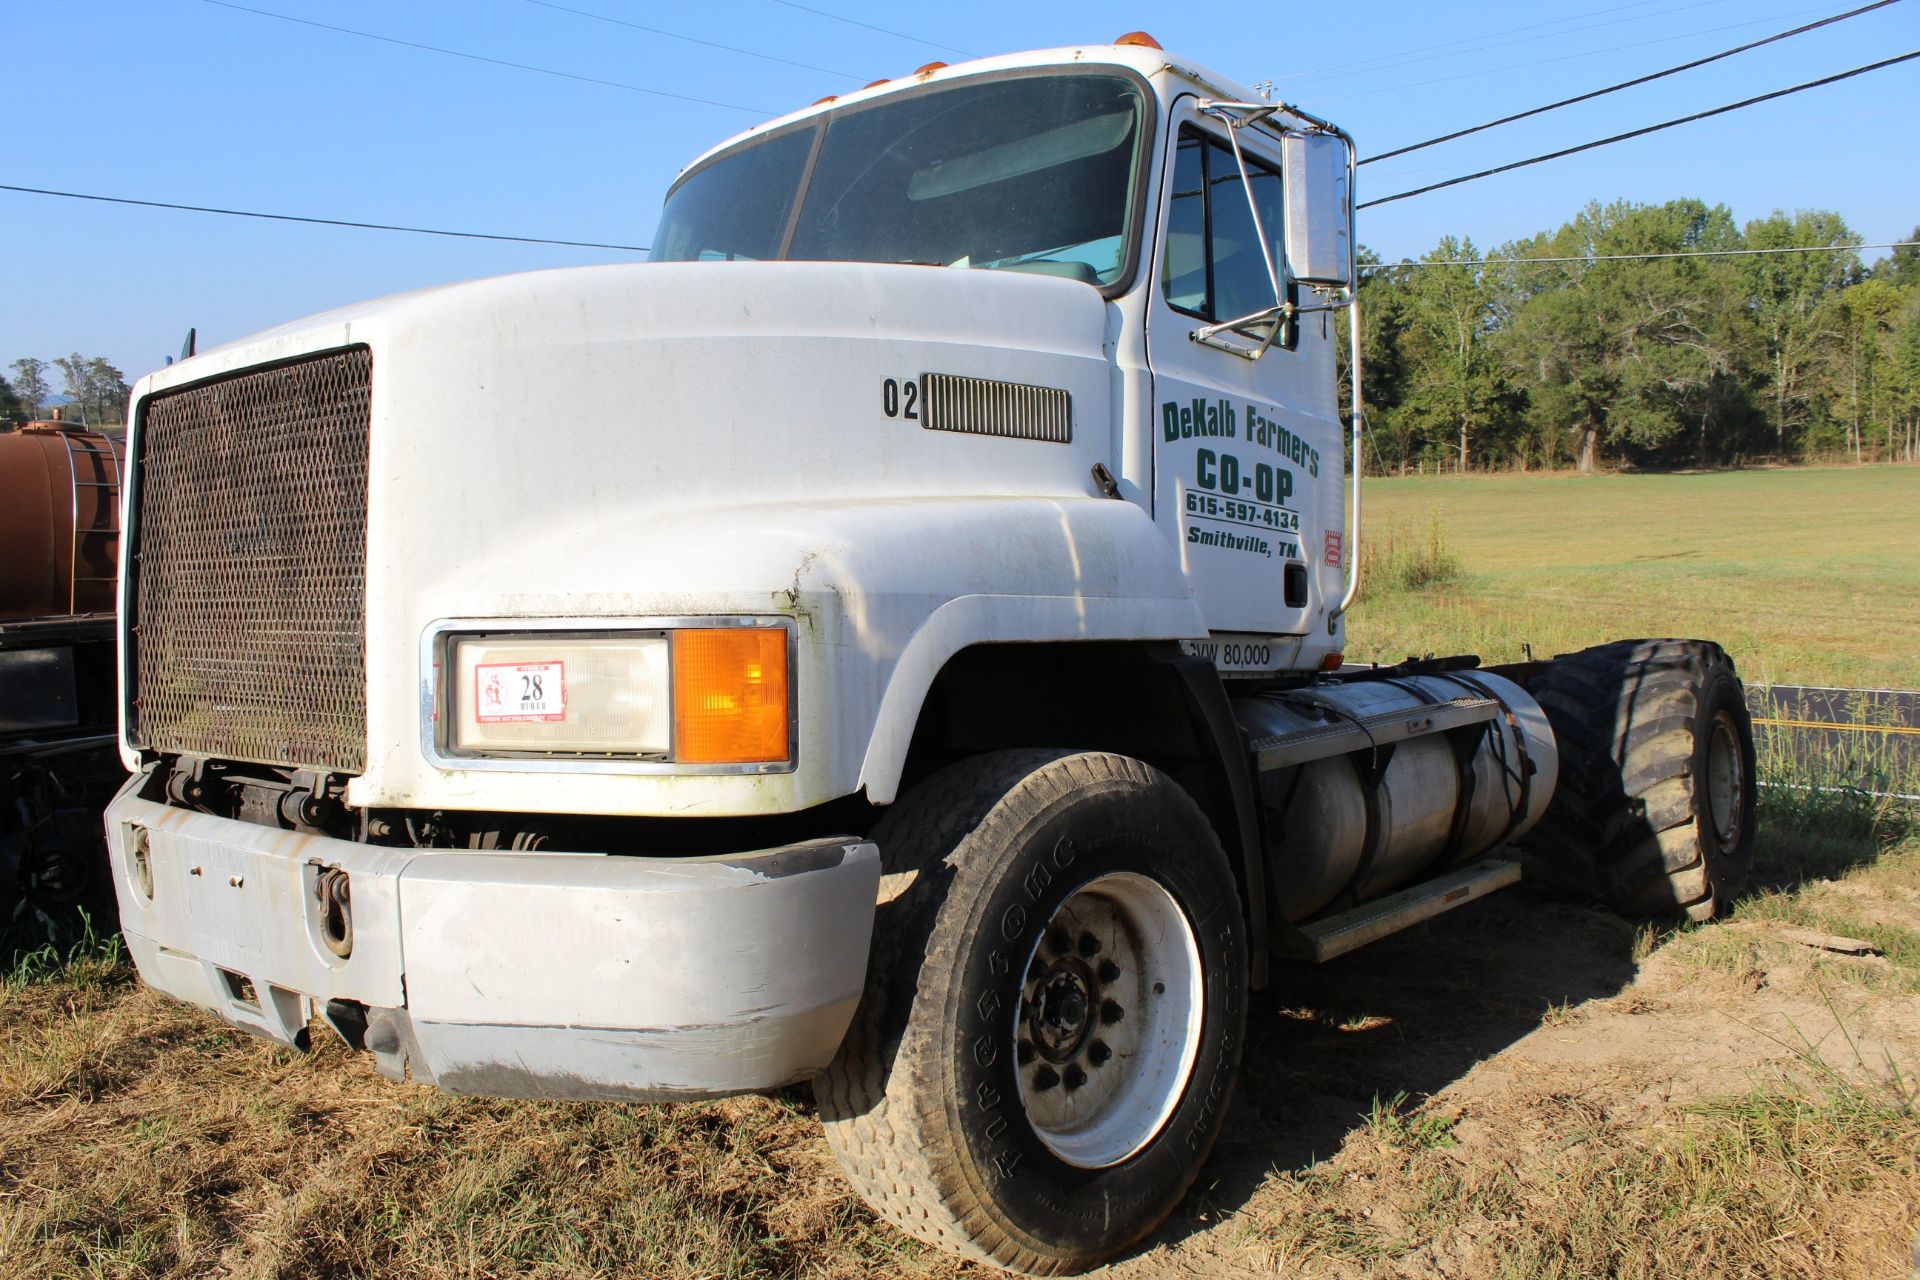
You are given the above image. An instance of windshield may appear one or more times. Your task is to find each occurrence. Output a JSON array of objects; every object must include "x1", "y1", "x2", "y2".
[{"x1": 653, "y1": 72, "x2": 1149, "y2": 288}]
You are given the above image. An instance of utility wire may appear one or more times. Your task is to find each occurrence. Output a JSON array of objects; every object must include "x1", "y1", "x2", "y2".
[
  {"x1": 766, "y1": 0, "x2": 979, "y2": 60},
  {"x1": 1363, "y1": 0, "x2": 1901, "y2": 164},
  {"x1": 1361, "y1": 241, "x2": 1916, "y2": 270},
  {"x1": 522, "y1": 0, "x2": 862, "y2": 81},
  {"x1": 0, "y1": 182, "x2": 651, "y2": 253},
  {"x1": 1308, "y1": 3, "x2": 1856, "y2": 109},
  {"x1": 202, "y1": 0, "x2": 775, "y2": 116},
  {"x1": 1359, "y1": 49, "x2": 1920, "y2": 208},
  {"x1": 1279, "y1": 0, "x2": 1736, "y2": 91},
  {"x1": 1267, "y1": 0, "x2": 1677, "y2": 87}
]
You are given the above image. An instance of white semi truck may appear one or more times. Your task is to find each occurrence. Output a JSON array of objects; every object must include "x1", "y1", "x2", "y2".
[{"x1": 104, "y1": 35, "x2": 1757, "y2": 1274}]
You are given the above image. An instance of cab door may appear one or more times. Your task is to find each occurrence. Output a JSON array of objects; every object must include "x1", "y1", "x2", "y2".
[{"x1": 1146, "y1": 101, "x2": 1317, "y2": 638}]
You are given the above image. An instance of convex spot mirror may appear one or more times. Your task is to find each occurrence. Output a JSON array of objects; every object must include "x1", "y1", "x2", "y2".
[{"x1": 1282, "y1": 132, "x2": 1350, "y2": 288}]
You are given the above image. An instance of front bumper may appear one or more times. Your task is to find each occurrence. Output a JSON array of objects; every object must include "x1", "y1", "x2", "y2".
[{"x1": 104, "y1": 774, "x2": 880, "y2": 1100}]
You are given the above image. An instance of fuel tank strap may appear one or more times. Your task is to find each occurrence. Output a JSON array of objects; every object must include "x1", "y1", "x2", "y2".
[
  {"x1": 1249, "y1": 696, "x2": 1501, "y2": 772},
  {"x1": 1441, "y1": 672, "x2": 1539, "y2": 849}
]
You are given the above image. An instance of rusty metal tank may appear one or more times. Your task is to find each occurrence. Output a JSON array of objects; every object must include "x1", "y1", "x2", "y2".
[{"x1": 0, "y1": 420, "x2": 125, "y2": 619}]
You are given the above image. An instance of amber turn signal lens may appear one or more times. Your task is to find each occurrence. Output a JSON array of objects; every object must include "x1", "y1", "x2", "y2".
[
  {"x1": 1321, "y1": 651, "x2": 1345, "y2": 672},
  {"x1": 672, "y1": 628, "x2": 790, "y2": 764}
]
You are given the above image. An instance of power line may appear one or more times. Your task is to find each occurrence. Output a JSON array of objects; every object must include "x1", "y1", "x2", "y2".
[
  {"x1": 1307, "y1": 3, "x2": 1855, "y2": 109},
  {"x1": 766, "y1": 0, "x2": 979, "y2": 60},
  {"x1": 1359, "y1": 49, "x2": 1920, "y2": 209},
  {"x1": 1361, "y1": 241, "x2": 1917, "y2": 270},
  {"x1": 0, "y1": 182, "x2": 650, "y2": 253},
  {"x1": 202, "y1": 0, "x2": 774, "y2": 116},
  {"x1": 1267, "y1": 0, "x2": 1676, "y2": 87},
  {"x1": 1362, "y1": 0, "x2": 1901, "y2": 165},
  {"x1": 17, "y1": 175, "x2": 1901, "y2": 268},
  {"x1": 522, "y1": 0, "x2": 862, "y2": 81},
  {"x1": 1278, "y1": 0, "x2": 1735, "y2": 92}
]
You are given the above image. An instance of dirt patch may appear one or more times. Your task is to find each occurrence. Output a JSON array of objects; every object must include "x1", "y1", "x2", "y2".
[{"x1": 1111, "y1": 844, "x2": 1920, "y2": 1280}]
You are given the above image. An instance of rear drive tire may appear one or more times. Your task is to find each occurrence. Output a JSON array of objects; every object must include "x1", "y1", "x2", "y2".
[
  {"x1": 1519, "y1": 639, "x2": 1756, "y2": 921},
  {"x1": 816, "y1": 750, "x2": 1246, "y2": 1275}
]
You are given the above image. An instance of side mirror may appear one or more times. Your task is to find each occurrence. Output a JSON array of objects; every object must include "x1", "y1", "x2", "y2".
[{"x1": 1282, "y1": 133, "x2": 1350, "y2": 288}]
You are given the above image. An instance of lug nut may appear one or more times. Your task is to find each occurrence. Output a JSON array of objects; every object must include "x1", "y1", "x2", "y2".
[
  {"x1": 1101, "y1": 999, "x2": 1124, "y2": 1025},
  {"x1": 1088, "y1": 1040, "x2": 1112, "y2": 1066},
  {"x1": 1017, "y1": 1038, "x2": 1036, "y2": 1065},
  {"x1": 1033, "y1": 1066, "x2": 1060, "y2": 1091},
  {"x1": 1078, "y1": 933, "x2": 1101, "y2": 957},
  {"x1": 1047, "y1": 929, "x2": 1071, "y2": 956},
  {"x1": 1063, "y1": 1064, "x2": 1087, "y2": 1090},
  {"x1": 1097, "y1": 959, "x2": 1121, "y2": 984}
]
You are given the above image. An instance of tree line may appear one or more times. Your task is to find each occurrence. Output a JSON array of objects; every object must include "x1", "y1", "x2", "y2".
[
  {"x1": 1348, "y1": 200, "x2": 1920, "y2": 472},
  {"x1": 1, "y1": 355, "x2": 132, "y2": 429}
]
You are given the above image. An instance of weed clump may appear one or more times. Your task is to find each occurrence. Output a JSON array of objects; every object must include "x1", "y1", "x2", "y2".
[
  {"x1": 1360, "y1": 510, "x2": 1464, "y2": 598},
  {"x1": 4, "y1": 910, "x2": 125, "y2": 989}
]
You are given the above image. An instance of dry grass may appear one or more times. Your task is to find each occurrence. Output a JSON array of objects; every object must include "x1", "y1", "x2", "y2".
[
  {"x1": 0, "y1": 976, "x2": 949, "y2": 1279},
  {"x1": 1239, "y1": 1061, "x2": 1919, "y2": 1280},
  {"x1": 8, "y1": 828, "x2": 1919, "y2": 1278},
  {"x1": 17, "y1": 861, "x2": 1916, "y2": 1279}
]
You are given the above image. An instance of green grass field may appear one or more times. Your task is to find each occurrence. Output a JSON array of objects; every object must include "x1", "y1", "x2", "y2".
[{"x1": 1346, "y1": 465, "x2": 1920, "y2": 690}]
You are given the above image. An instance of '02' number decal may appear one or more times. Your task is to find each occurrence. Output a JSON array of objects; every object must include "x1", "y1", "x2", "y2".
[{"x1": 881, "y1": 377, "x2": 920, "y2": 421}]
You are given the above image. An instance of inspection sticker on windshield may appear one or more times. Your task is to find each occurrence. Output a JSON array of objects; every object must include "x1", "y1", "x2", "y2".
[{"x1": 476, "y1": 661, "x2": 567, "y2": 723}]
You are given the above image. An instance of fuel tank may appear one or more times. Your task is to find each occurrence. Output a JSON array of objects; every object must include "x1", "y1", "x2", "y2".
[
  {"x1": 0, "y1": 422, "x2": 124, "y2": 619},
  {"x1": 1234, "y1": 670, "x2": 1558, "y2": 924}
]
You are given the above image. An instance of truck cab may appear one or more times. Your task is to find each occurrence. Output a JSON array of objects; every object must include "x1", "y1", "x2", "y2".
[{"x1": 651, "y1": 45, "x2": 1358, "y2": 661}]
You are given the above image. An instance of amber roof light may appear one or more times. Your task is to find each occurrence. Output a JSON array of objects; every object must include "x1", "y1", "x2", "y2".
[{"x1": 1114, "y1": 31, "x2": 1162, "y2": 49}]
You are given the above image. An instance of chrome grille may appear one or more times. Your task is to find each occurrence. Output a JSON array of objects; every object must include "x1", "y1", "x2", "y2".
[
  {"x1": 921, "y1": 373, "x2": 1071, "y2": 444},
  {"x1": 130, "y1": 348, "x2": 372, "y2": 773}
]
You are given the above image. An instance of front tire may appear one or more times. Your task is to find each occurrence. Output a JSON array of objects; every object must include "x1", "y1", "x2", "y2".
[{"x1": 817, "y1": 750, "x2": 1246, "y2": 1275}]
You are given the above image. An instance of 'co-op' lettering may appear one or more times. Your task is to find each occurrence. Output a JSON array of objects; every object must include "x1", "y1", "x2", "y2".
[{"x1": 1197, "y1": 448, "x2": 1292, "y2": 504}]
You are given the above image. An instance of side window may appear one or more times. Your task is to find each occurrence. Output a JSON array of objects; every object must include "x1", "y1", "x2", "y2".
[
  {"x1": 1160, "y1": 126, "x2": 1295, "y2": 345},
  {"x1": 1163, "y1": 133, "x2": 1209, "y2": 311}
]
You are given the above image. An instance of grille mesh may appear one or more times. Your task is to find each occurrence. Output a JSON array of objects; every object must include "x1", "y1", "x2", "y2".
[
  {"x1": 920, "y1": 373, "x2": 1071, "y2": 444},
  {"x1": 131, "y1": 349, "x2": 372, "y2": 773}
]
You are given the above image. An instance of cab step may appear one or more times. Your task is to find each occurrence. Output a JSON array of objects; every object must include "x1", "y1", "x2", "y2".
[{"x1": 1288, "y1": 858, "x2": 1522, "y2": 962}]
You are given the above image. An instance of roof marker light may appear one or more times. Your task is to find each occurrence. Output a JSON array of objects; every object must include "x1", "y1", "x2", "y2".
[
  {"x1": 1114, "y1": 31, "x2": 1162, "y2": 49},
  {"x1": 913, "y1": 61, "x2": 948, "y2": 76},
  {"x1": 812, "y1": 95, "x2": 838, "y2": 106},
  {"x1": 864, "y1": 78, "x2": 890, "y2": 89}
]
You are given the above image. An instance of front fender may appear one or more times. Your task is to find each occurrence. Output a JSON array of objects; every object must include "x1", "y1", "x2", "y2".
[{"x1": 374, "y1": 495, "x2": 1203, "y2": 816}]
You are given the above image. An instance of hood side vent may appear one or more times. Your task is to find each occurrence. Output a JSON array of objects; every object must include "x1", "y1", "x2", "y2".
[{"x1": 920, "y1": 372, "x2": 1071, "y2": 444}]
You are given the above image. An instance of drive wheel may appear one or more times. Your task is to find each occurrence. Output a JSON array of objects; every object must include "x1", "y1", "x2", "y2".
[
  {"x1": 817, "y1": 750, "x2": 1246, "y2": 1275},
  {"x1": 1519, "y1": 639, "x2": 1756, "y2": 921}
]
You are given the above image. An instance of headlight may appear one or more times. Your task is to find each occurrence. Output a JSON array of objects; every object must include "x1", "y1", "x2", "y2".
[{"x1": 443, "y1": 625, "x2": 790, "y2": 765}]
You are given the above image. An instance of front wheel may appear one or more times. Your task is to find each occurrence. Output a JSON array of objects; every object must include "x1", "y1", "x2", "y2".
[{"x1": 817, "y1": 750, "x2": 1246, "y2": 1275}]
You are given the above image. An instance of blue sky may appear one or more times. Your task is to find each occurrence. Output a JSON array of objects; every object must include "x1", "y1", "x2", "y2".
[{"x1": 5, "y1": 0, "x2": 1917, "y2": 387}]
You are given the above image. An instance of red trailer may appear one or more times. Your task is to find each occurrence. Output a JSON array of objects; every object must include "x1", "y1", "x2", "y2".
[{"x1": 1, "y1": 418, "x2": 127, "y2": 937}]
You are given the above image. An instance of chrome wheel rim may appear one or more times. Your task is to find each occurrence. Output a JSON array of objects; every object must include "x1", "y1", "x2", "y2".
[
  {"x1": 1013, "y1": 871, "x2": 1203, "y2": 1169},
  {"x1": 1707, "y1": 711, "x2": 1743, "y2": 847}
]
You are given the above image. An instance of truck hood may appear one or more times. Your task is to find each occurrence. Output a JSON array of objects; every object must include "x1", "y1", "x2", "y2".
[
  {"x1": 135, "y1": 259, "x2": 1130, "y2": 600},
  {"x1": 125, "y1": 261, "x2": 1200, "y2": 813}
]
